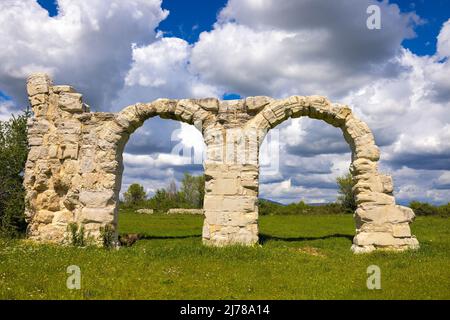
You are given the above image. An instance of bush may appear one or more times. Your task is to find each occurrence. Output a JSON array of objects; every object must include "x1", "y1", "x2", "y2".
[
  {"x1": 100, "y1": 224, "x2": 116, "y2": 249},
  {"x1": 258, "y1": 199, "x2": 345, "y2": 216},
  {"x1": 124, "y1": 183, "x2": 147, "y2": 206},
  {"x1": 409, "y1": 201, "x2": 450, "y2": 217},
  {"x1": 336, "y1": 172, "x2": 356, "y2": 212},
  {"x1": 67, "y1": 223, "x2": 86, "y2": 247},
  {"x1": 121, "y1": 174, "x2": 206, "y2": 212},
  {"x1": 0, "y1": 110, "x2": 30, "y2": 237}
]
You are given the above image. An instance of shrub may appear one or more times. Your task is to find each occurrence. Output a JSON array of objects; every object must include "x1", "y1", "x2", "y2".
[
  {"x1": 121, "y1": 174, "x2": 206, "y2": 212},
  {"x1": 0, "y1": 110, "x2": 30, "y2": 238},
  {"x1": 409, "y1": 201, "x2": 450, "y2": 217},
  {"x1": 124, "y1": 183, "x2": 147, "y2": 206},
  {"x1": 258, "y1": 199, "x2": 345, "y2": 215},
  {"x1": 67, "y1": 223, "x2": 86, "y2": 247},
  {"x1": 100, "y1": 224, "x2": 116, "y2": 249},
  {"x1": 336, "y1": 172, "x2": 356, "y2": 212}
]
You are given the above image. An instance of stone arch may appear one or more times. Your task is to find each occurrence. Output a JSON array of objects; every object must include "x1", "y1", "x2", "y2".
[
  {"x1": 23, "y1": 73, "x2": 419, "y2": 253},
  {"x1": 246, "y1": 95, "x2": 419, "y2": 252},
  {"x1": 95, "y1": 99, "x2": 218, "y2": 241}
]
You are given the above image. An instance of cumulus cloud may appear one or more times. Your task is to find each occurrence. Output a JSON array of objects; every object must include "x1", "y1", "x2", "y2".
[
  {"x1": 112, "y1": 36, "x2": 219, "y2": 110},
  {"x1": 0, "y1": 0, "x2": 168, "y2": 109},
  {"x1": 0, "y1": 99, "x2": 17, "y2": 121},
  {"x1": 190, "y1": 0, "x2": 420, "y2": 99}
]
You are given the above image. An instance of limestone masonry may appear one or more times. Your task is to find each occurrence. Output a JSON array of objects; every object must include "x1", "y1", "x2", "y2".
[{"x1": 24, "y1": 73, "x2": 419, "y2": 253}]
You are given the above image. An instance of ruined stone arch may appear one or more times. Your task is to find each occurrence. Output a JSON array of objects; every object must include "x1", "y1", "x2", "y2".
[{"x1": 24, "y1": 73, "x2": 419, "y2": 253}]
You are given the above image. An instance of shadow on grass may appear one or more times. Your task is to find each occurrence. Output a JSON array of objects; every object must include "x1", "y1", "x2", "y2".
[
  {"x1": 120, "y1": 233, "x2": 354, "y2": 246},
  {"x1": 138, "y1": 234, "x2": 201, "y2": 240},
  {"x1": 259, "y1": 233, "x2": 354, "y2": 245}
]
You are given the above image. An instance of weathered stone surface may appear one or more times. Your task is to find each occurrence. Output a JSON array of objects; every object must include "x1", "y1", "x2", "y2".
[
  {"x1": 27, "y1": 73, "x2": 51, "y2": 97},
  {"x1": 354, "y1": 232, "x2": 419, "y2": 248},
  {"x1": 52, "y1": 85, "x2": 76, "y2": 94},
  {"x1": 245, "y1": 96, "x2": 272, "y2": 113},
  {"x1": 59, "y1": 93, "x2": 83, "y2": 113},
  {"x1": 355, "y1": 205, "x2": 415, "y2": 225},
  {"x1": 34, "y1": 210, "x2": 55, "y2": 224},
  {"x1": 79, "y1": 190, "x2": 114, "y2": 208},
  {"x1": 136, "y1": 209, "x2": 154, "y2": 214},
  {"x1": 196, "y1": 98, "x2": 219, "y2": 112},
  {"x1": 355, "y1": 191, "x2": 395, "y2": 206},
  {"x1": 23, "y1": 73, "x2": 419, "y2": 253},
  {"x1": 79, "y1": 207, "x2": 114, "y2": 224}
]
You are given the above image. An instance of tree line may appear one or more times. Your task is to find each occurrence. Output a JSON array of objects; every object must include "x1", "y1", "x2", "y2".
[{"x1": 122, "y1": 173, "x2": 205, "y2": 212}]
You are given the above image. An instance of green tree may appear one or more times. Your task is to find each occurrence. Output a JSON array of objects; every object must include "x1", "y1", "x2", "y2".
[
  {"x1": 124, "y1": 183, "x2": 146, "y2": 206},
  {"x1": 180, "y1": 173, "x2": 205, "y2": 208},
  {"x1": 167, "y1": 179, "x2": 178, "y2": 199},
  {"x1": 336, "y1": 172, "x2": 356, "y2": 212},
  {"x1": 0, "y1": 110, "x2": 30, "y2": 237}
]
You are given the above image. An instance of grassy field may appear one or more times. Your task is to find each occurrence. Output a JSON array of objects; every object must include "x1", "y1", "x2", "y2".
[{"x1": 0, "y1": 212, "x2": 449, "y2": 299}]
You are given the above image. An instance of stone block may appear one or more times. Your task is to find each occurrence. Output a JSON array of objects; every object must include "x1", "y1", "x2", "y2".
[
  {"x1": 79, "y1": 207, "x2": 114, "y2": 224},
  {"x1": 59, "y1": 92, "x2": 83, "y2": 113},
  {"x1": 355, "y1": 205, "x2": 414, "y2": 224},
  {"x1": 34, "y1": 210, "x2": 55, "y2": 224},
  {"x1": 28, "y1": 137, "x2": 43, "y2": 146},
  {"x1": 59, "y1": 144, "x2": 79, "y2": 160},
  {"x1": 52, "y1": 210, "x2": 73, "y2": 226},
  {"x1": 392, "y1": 224, "x2": 412, "y2": 238},
  {"x1": 27, "y1": 73, "x2": 51, "y2": 96},
  {"x1": 136, "y1": 209, "x2": 154, "y2": 214},
  {"x1": 53, "y1": 85, "x2": 76, "y2": 94},
  {"x1": 79, "y1": 190, "x2": 115, "y2": 208},
  {"x1": 29, "y1": 93, "x2": 48, "y2": 106},
  {"x1": 355, "y1": 192, "x2": 395, "y2": 206},
  {"x1": 196, "y1": 98, "x2": 219, "y2": 112},
  {"x1": 245, "y1": 96, "x2": 272, "y2": 113}
]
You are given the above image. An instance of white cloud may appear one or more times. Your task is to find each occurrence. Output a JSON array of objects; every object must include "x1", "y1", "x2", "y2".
[
  {"x1": 112, "y1": 36, "x2": 219, "y2": 110},
  {"x1": 437, "y1": 19, "x2": 450, "y2": 58},
  {"x1": 0, "y1": 0, "x2": 168, "y2": 109},
  {"x1": 190, "y1": 0, "x2": 420, "y2": 99}
]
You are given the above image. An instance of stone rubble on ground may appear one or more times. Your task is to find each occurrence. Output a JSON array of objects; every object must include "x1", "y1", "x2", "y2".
[{"x1": 136, "y1": 209, "x2": 154, "y2": 214}]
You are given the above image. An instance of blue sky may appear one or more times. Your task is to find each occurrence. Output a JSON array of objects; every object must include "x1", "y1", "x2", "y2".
[
  {"x1": 35, "y1": 0, "x2": 450, "y2": 56},
  {"x1": 2, "y1": 0, "x2": 449, "y2": 205},
  {"x1": 391, "y1": 0, "x2": 450, "y2": 55}
]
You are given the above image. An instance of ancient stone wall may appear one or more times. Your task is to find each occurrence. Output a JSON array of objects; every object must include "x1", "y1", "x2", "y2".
[{"x1": 24, "y1": 73, "x2": 419, "y2": 253}]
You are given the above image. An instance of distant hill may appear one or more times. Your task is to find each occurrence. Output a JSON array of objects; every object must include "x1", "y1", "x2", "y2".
[
  {"x1": 259, "y1": 198, "x2": 285, "y2": 206},
  {"x1": 259, "y1": 198, "x2": 331, "y2": 207},
  {"x1": 306, "y1": 202, "x2": 331, "y2": 207}
]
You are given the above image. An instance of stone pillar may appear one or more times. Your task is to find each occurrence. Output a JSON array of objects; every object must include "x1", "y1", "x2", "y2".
[
  {"x1": 342, "y1": 115, "x2": 419, "y2": 253},
  {"x1": 201, "y1": 101, "x2": 260, "y2": 246},
  {"x1": 25, "y1": 73, "x2": 118, "y2": 244},
  {"x1": 25, "y1": 73, "x2": 86, "y2": 242}
]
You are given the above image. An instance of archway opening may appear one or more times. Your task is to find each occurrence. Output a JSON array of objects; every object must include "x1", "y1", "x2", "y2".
[
  {"x1": 257, "y1": 116, "x2": 355, "y2": 247},
  {"x1": 117, "y1": 117, "x2": 206, "y2": 246}
]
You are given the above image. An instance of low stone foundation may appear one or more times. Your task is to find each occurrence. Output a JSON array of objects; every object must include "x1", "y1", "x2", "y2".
[
  {"x1": 167, "y1": 209, "x2": 204, "y2": 215},
  {"x1": 136, "y1": 209, "x2": 154, "y2": 214}
]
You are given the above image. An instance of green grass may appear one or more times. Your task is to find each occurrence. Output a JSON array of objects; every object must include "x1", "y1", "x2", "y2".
[{"x1": 0, "y1": 212, "x2": 449, "y2": 299}]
